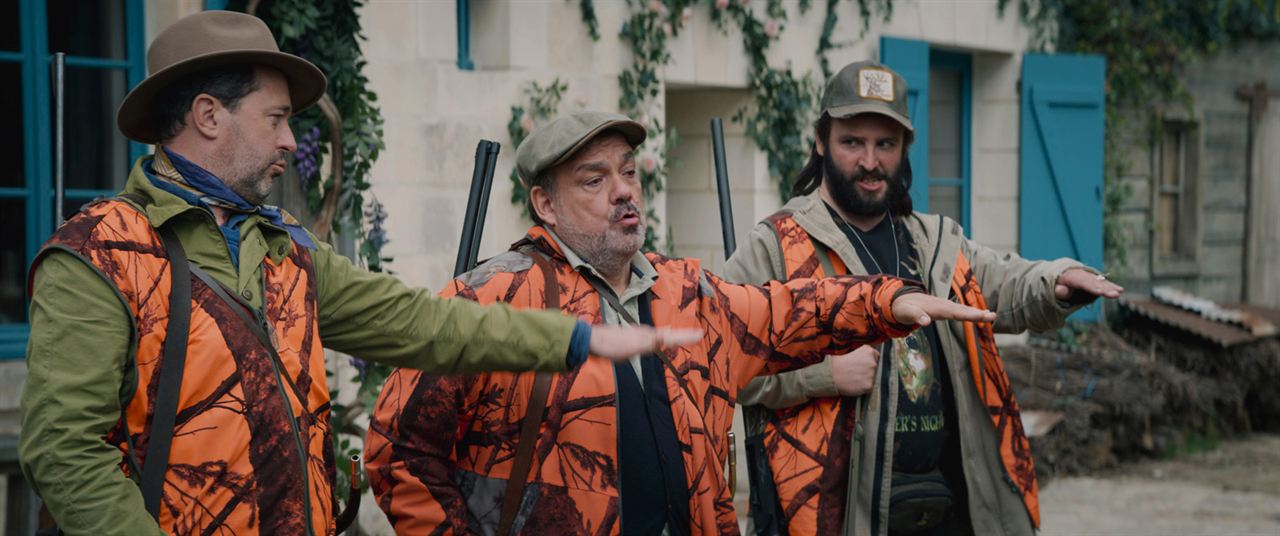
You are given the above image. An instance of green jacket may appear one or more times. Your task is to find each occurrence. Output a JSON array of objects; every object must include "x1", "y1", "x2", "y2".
[
  {"x1": 724, "y1": 192, "x2": 1091, "y2": 536},
  {"x1": 20, "y1": 158, "x2": 577, "y2": 536}
]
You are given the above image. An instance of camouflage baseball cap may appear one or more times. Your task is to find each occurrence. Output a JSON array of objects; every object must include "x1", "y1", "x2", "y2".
[
  {"x1": 515, "y1": 111, "x2": 647, "y2": 187},
  {"x1": 820, "y1": 60, "x2": 914, "y2": 134}
]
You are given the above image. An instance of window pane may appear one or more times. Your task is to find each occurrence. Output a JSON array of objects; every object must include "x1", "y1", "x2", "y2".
[
  {"x1": 1156, "y1": 193, "x2": 1179, "y2": 255},
  {"x1": 0, "y1": 2, "x2": 18, "y2": 52},
  {"x1": 0, "y1": 62, "x2": 23, "y2": 188},
  {"x1": 47, "y1": 0, "x2": 127, "y2": 59},
  {"x1": 0, "y1": 200, "x2": 25, "y2": 324},
  {"x1": 56, "y1": 67, "x2": 130, "y2": 192},
  {"x1": 1160, "y1": 126, "x2": 1181, "y2": 189},
  {"x1": 928, "y1": 184, "x2": 962, "y2": 224},
  {"x1": 928, "y1": 68, "x2": 962, "y2": 179}
]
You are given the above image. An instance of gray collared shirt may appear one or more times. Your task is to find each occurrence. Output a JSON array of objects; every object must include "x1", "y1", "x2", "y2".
[{"x1": 545, "y1": 230, "x2": 659, "y2": 383}]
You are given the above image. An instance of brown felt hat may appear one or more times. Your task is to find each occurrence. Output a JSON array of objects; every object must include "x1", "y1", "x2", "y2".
[
  {"x1": 116, "y1": 10, "x2": 327, "y2": 144},
  {"x1": 515, "y1": 111, "x2": 647, "y2": 187}
]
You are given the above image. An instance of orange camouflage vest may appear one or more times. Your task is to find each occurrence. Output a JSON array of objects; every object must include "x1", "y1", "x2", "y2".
[
  {"x1": 365, "y1": 226, "x2": 915, "y2": 535},
  {"x1": 758, "y1": 212, "x2": 1039, "y2": 535},
  {"x1": 31, "y1": 199, "x2": 335, "y2": 535}
]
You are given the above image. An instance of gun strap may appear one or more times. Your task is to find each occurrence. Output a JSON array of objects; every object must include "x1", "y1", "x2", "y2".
[
  {"x1": 140, "y1": 224, "x2": 191, "y2": 518},
  {"x1": 497, "y1": 247, "x2": 559, "y2": 535}
]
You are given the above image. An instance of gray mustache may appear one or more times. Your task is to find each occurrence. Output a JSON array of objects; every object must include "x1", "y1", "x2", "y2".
[{"x1": 612, "y1": 202, "x2": 641, "y2": 222}]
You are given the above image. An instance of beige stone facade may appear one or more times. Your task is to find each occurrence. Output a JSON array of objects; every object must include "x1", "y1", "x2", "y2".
[{"x1": 358, "y1": 0, "x2": 1034, "y2": 283}]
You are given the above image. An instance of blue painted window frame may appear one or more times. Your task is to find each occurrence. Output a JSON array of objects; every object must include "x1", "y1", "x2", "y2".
[
  {"x1": 456, "y1": 0, "x2": 474, "y2": 70},
  {"x1": 927, "y1": 49, "x2": 973, "y2": 232},
  {"x1": 0, "y1": 0, "x2": 147, "y2": 359}
]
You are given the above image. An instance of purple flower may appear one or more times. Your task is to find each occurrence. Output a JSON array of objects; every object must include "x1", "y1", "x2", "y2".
[{"x1": 349, "y1": 357, "x2": 369, "y2": 377}]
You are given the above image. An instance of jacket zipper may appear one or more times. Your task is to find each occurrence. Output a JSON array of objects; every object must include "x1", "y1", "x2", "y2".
[
  {"x1": 196, "y1": 210, "x2": 318, "y2": 535},
  {"x1": 254, "y1": 279, "x2": 317, "y2": 536}
]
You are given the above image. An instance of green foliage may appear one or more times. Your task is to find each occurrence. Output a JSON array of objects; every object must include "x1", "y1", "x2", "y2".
[
  {"x1": 507, "y1": 79, "x2": 569, "y2": 213},
  {"x1": 734, "y1": 67, "x2": 819, "y2": 200},
  {"x1": 714, "y1": 0, "x2": 891, "y2": 202},
  {"x1": 999, "y1": 0, "x2": 1280, "y2": 271},
  {"x1": 577, "y1": 0, "x2": 602, "y2": 41},
  {"x1": 615, "y1": 0, "x2": 696, "y2": 251},
  {"x1": 237, "y1": 0, "x2": 387, "y2": 265}
]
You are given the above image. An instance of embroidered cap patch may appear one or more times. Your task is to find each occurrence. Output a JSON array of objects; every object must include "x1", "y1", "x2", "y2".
[{"x1": 858, "y1": 68, "x2": 895, "y2": 102}]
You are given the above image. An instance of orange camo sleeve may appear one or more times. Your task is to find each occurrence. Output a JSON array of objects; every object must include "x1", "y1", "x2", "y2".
[
  {"x1": 364, "y1": 278, "x2": 484, "y2": 534},
  {"x1": 365, "y1": 367, "x2": 474, "y2": 534},
  {"x1": 702, "y1": 271, "x2": 919, "y2": 393}
]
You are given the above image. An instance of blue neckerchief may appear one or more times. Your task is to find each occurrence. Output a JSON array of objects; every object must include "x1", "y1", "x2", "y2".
[
  {"x1": 142, "y1": 162, "x2": 245, "y2": 266},
  {"x1": 160, "y1": 147, "x2": 316, "y2": 251}
]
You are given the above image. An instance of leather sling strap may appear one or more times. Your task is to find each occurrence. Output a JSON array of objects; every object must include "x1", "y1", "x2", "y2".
[
  {"x1": 140, "y1": 224, "x2": 192, "y2": 518},
  {"x1": 811, "y1": 237, "x2": 839, "y2": 278},
  {"x1": 497, "y1": 247, "x2": 559, "y2": 535}
]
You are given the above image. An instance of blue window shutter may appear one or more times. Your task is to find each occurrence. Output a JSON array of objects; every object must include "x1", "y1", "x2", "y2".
[
  {"x1": 880, "y1": 36, "x2": 929, "y2": 212},
  {"x1": 1019, "y1": 53, "x2": 1106, "y2": 320}
]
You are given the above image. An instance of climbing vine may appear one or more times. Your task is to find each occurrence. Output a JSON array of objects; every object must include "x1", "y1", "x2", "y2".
[
  {"x1": 507, "y1": 78, "x2": 569, "y2": 212},
  {"x1": 998, "y1": 0, "x2": 1280, "y2": 271},
  {"x1": 615, "y1": 0, "x2": 692, "y2": 250},
  {"x1": 557, "y1": 0, "x2": 894, "y2": 211},
  {"x1": 711, "y1": 0, "x2": 892, "y2": 200}
]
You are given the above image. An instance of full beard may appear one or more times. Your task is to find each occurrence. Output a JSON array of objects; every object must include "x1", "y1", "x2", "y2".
[
  {"x1": 823, "y1": 150, "x2": 907, "y2": 218},
  {"x1": 554, "y1": 201, "x2": 646, "y2": 278}
]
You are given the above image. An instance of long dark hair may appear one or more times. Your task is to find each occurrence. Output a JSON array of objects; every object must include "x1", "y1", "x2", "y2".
[{"x1": 790, "y1": 113, "x2": 914, "y2": 216}]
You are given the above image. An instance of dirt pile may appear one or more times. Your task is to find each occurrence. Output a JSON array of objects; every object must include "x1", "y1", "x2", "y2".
[{"x1": 1003, "y1": 326, "x2": 1280, "y2": 481}]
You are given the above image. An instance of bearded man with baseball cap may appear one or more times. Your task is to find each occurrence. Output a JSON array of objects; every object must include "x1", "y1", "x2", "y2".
[
  {"x1": 363, "y1": 110, "x2": 999, "y2": 535},
  {"x1": 19, "y1": 12, "x2": 704, "y2": 536},
  {"x1": 723, "y1": 60, "x2": 1123, "y2": 536}
]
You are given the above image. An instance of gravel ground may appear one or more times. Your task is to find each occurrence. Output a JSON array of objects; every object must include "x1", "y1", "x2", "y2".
[{"x1": 1039, "y1": 434, "x2": 1280, "y2": 536}]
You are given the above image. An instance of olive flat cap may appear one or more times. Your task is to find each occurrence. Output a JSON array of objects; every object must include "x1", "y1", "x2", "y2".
[{"x1": 515, "y1": 111, "x2": 647, "y2": 187}]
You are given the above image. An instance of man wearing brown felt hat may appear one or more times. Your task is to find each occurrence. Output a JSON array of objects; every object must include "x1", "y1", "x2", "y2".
[{"x1": 20, "y1": 11, "x2": 701, "y2": 536}]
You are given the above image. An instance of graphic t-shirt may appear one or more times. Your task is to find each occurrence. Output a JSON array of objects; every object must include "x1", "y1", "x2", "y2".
[{"x1": 825, "y1": 204, "x2": 954, "y2": 474}]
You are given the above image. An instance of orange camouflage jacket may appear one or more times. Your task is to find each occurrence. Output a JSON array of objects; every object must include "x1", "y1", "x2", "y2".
[
  {"x1": 364, "y1": 226, "x2": 920, "y2": 535},
  {"x1": 32, "y1": 198, "x2": 335, "y2": 535},
  {"x1": 749, "y1": 212, "x2": 1039, "y2": 535}
]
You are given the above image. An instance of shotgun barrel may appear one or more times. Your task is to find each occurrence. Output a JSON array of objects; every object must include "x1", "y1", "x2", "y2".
[
  {"x1": 468, "y1": 141, "x2": 501, "y2": 273},
  {"x1": 710, "y1": 118, "x2": 737, "y2": 259},
  {"x1": 455, "y1": 140, "x2": 500, "y2": 277}
]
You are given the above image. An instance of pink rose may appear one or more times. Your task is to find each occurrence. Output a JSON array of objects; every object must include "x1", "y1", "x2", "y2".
[
  {"x1": 520, "y1": 114, "x2": 535, "y2": 134},
  {"x1": 649, "y1": 0, "x2": 668, "y2": 16},
  {"x1": 681, "y1": 6, "x2": 693, "y2": 24},
  {"x1": 663, "y1": 22, "x2": 673, "y2": 36},
  {"x1": 640, "y1": 154, "x2": 658, "y2": 174},
  {"x1": 764, "y1": 19, "x2": 779, "y2": 38},
  {"x1": 715, "y1": 0, "x2": 729, "y2": 9}
]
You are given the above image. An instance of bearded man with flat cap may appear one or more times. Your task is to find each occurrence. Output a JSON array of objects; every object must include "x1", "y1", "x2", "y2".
[
  {"x1": 724, "y1": 61, "x2": 1123, "y2": 536},
  {"x1": 363, "y1": 110, "x2": 998, "y2": 535},
  {"x1": 19, "y1": 12, "x2": 697, "y2": 536}
]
